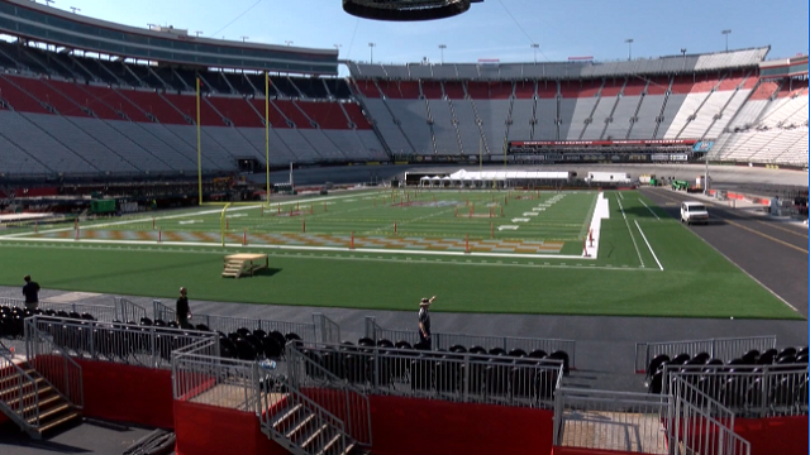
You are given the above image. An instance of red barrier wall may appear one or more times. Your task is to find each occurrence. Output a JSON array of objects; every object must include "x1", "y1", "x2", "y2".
[
  {"x1": 368, "y1": 395, "x2": 553, "y2": 455},
  {"x1": 552, "y1": 447, "x2": 646, "y2": 455},
  {"x1": 735, "y1": 415, "x2": 808, "y2": 455},
  {"x1": 174, "y1": 401, "x2": 287, "y2": 455},
  {"x1": 76, "y1": 360, "x2": 173, "y2": 428}
]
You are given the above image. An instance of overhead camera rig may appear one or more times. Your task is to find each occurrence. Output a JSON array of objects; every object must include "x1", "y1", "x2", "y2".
[{"x1": 343, "y1": 0, "x2": 482, "y2": 21}]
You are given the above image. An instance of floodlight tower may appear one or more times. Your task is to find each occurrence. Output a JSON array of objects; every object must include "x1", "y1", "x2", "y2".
[
  {"x1": 722, "y1": 29, "x2": 732, "y2": 52},
  {"x1": 368, "y1": 42, "x2": 376, "y2": 64},
  {"x1": 625, "y1": 39, "x2": 634, "y2": 60},
  {"x1": 531, "y1": 43, "x2": 540, "y2": 64},
  {"x1": 438, "y1": 44, "x2": 447, "y2": 64}
]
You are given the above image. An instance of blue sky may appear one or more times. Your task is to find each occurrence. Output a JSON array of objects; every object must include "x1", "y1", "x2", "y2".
[{"x1": 48, "y1": 0, "x2": 808, "y2": 64}]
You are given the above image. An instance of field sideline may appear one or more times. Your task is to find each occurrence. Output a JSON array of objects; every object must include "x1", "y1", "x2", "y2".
[{"x1": 0, "y1": 190, "x2": 801, "y2": 320}]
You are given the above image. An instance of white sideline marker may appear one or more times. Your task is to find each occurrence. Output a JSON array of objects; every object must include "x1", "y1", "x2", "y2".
[{"x1": 634, "y1": 220, "x2": 664, "y2": 271}]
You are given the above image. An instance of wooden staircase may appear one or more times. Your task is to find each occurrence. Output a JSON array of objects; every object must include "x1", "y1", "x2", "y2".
[
  {"x1": 222, "y1": 259, "x2": 247, "y2": 278},
  {"x1": 0, "y1": 360, "x2": 81, "y2": 438}
]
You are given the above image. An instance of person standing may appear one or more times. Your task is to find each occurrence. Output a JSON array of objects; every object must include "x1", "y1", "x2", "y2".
[
  {"x1": 418, "y1": 296, "x2": 436, "y2": 350},
  {"x1": 22, "y1": 275, "x2": 40, "y2": 310},
  {"x1": 176, "y1": 287, "x2": 192, "y2": 329}
]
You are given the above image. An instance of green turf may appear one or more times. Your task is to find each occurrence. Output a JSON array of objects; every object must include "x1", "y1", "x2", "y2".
[{"x1": 0, "y1": 190, "x2": 801, "y2": 320}]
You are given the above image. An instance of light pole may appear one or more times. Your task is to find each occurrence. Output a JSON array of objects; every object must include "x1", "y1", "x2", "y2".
[
  {"x1": 368, "y1": 42, "x2": 376, "y2": 64},
  {"x1": 195, "y1": 31, "x2": 203, "y2": 37},
  {"x1": 438, "y1": 44, "x2": 447, "y2": 64},
  {"x1": 241, "y1": 36, "x2": 249, "y2": 43},
  {"x1": 69, "y1": 6, "x2": 80, "y2": 13},
  {"x1": 625, "y1": 39, "x2": 634, "y2": 60},
  {"x1": 333, "y1": 44, "x2": 342, "y2": 56},
  {"x1": 285, "y1": 40, "x2": 294, "y2": 47},
  {"x1": 722, "y1": 29, "x2": 732, "y2": 52},
  {"x1": 531, "y1": 43, "x2": 540, "y2": 64},
  {"x1": 43, "y1": 0, "x2": 54, "y2": 6}
]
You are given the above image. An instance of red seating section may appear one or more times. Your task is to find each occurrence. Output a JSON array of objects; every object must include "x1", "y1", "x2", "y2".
[
  {"x1": 559, "y1": 81, "x2": 580, "y2": 98},
  {"x1": 600, "y1": 80, "x2": 623, "y2": 97},
  {"x1": 750, "y1": 80, "x2": 781, "y2": 100},
  {"x1": 646, "y1": 77, "x2": 671, "y2": 96},
  {"x1": 274, "y1": 100, "x2": 314, "y2": 128},
  {"x1": 9, "y1": 75, "x2": 89, "y2": 117},
  {"x1": 398, "y1": 82, "x2": 421, "y2": 98},
  {"x1": 354, "y1": 80, "x2": 380, "y2": 98},
  {"x1": 514, "y1": 82, "x2": 535, "y2": 99},
  {"x1": 443, "y1": 82, "x2": 465, "y2": 99},
  {"x1": 298, "y1": 102, "x2": 349, "y2": 129},
  {"x1": 248, "y1": 99, "x2": 287, "y2": 128},
  {"x1": 53, "y1": 82, "x2": 122, "y2": 120},
  {"x1": 670, "y1": 76, "x2": 695, "y2": 94},
  {"x1": 208, "y1": 97, "x2": 264, "y2": 128},
  {"x1": 343, "y1": 103, "x2": 372, "y2": 129},
  {"x1": 488, "y1": 82, "x2": 513, "y2": 99},
  {"x1": 0, "y1": 75, "x2": 49, "y2": 113},
  {"x1": 116, "y1": 90, "x2": 188, "y2": 124},
  {"x1": 162, "y1": 93, "x2": 224, "y2": 126},
  {"x1": 537, "y1": 82, "x2": 557, "y2": 99},
  {"x1": 623, "y1": 79, "x2": 646, "y2": 96},
  {"x1": 466, "y1": 82, "x2": 490, "y2": 99},
  {"x1": 421, "y1": 81, "x2": 443, "y2": 99},
  {"x1": 692, "y1": 75, "x2": 720, "y2": 92}
]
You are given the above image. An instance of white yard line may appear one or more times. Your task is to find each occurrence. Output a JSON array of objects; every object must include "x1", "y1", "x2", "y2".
[
  {"x1": 634, "y1": 220, "x2": 664, "y2": 271},
  {"x1": 0, "y1": 241, "x2": 653, "y2": 272},
  {"x1": 617, "y1": 197, "x2": 645, "y2": 268},
  {"x1": 639, "y1": 199, "x2": 661, "y2": 220},
  {"x1": 0, "y1": 235, "x2": 596, "y2": 261}
]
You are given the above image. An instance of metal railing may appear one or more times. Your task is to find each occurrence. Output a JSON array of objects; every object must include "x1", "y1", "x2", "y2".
[
  {"x1": 260, "y1": 374, "x2": 352, "y2": 455},
  {"x1": 26, "y1": 316, "x2": 218, "y2": 369},
  {"x1": 173, "y1": 353, "x2": 262, "y2": 412},
  {"x1": 0, "y1": 350, "x2": 41, "y2": 432},
  {"x1": 313, "y1": 313, "x2": 341, "y2": 345},
  {"x1": 365, "y1": 316, "x2": 577, "y2": 368},
  {"x1": 112, "y1": 297, "x2": 148, "y2": 323},
  {"x1": 288, "y1": 343, "x2": 372, "y2": 446},
  {"x1": 669, "y1": 376, "x2": 751, "y2": 455},
  {"x1": 292, "y1": 342, "x2": 564, "y2": 409},
  {"x1": 553, "y1": 388, "x2": 672, "y2": 454},
  {"x1": 152, "y1": 300, "x2": 321, "y2": 343},
  {"x1": 24, "y1": 319, "x2": 84, "y2": 413},
  {"x1": 634, "y1": 336, "x2": 778, "y2": 373},
  {"x1": 663, "y1": 363, "x2": 809, "y2": 418},
  {"x1": 1, "y1": 297, "x2": 122, "y2": 323}
]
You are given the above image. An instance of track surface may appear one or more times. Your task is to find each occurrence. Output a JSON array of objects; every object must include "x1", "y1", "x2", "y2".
[{"x1": 641, "y1": 187, "x2": 808, "y2": 317}]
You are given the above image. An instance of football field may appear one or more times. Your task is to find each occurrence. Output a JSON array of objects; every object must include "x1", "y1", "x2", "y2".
[{"x1": 0, "y1": 189, "x2": 800, "y2": 319}]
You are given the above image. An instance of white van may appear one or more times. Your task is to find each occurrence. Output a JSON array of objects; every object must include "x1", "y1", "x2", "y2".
[{"x1": 681, "y1": 201, "x2": 709, "y2": 225}]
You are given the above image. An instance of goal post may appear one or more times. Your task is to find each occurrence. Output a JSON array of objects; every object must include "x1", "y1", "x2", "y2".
[{"x1": 196, "y1": 73, "x2": 272, "y2": 207}]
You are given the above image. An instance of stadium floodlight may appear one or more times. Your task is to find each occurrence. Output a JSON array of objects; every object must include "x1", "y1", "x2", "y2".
[
  {"x1": 285, "y1": 40, "x2": 294, "y2": 47},
  {"x1": 195, "y1": 31, "x2": 204, "y2": 37},
  {"x1": 439, "y1": 44, "x2": 447, "y2": 64},
  {"x1": 69, "y1": 6, "x2": 80, "y2": 13},
  {"x1": 369, "y1": 42, "x2": 376, "y2": 64},
  {"x1": 241, "y1": 36, "x2": 249, "y2": 42},
  {"x1": 721, "y1": 29, "x2": 732, "y2": 52},
  {"x1": 681, "y1": 48, "x2": 687, "y2": 56},
  {"x1": 43, "y1": 0, "x2": 55, "y2": 6},
  {"x1": 531, "y1": 43, "x2": 540, "y2": 64},
  {"x1": 624, "y1": 39, "x2": 634, "y2": 61}
]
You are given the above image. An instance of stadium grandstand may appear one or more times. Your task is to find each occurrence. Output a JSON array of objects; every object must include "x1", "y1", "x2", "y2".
[{"x1": 0, "y1": 1, "x2": 807, "y2": 455}]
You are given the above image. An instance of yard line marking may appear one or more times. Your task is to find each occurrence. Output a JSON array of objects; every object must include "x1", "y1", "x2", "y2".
[
  {"x1": 617, "y1": 197, "x2": 645, "y2": 268},
  {"x1": 634, "y1": 220, "x2": 664, "y2": 271},
  {"x1": 639, "y1": 199, "x2": 660, "y2": 220},
  {"x1": 618, "y1": 192, "x2": 624, "y2": 200}
]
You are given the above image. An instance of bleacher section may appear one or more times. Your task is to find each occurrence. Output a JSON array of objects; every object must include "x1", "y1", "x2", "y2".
[{"x1": 0, "y1": 42, "x2": 385, "y2": 178}]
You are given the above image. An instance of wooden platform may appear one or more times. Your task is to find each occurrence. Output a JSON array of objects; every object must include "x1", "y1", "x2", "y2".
[
  {"x1": 188, "y1": 380, "x2": 285, "y2": 412},
  {"x1": 222, "y1": 253, "x2": 269, "y2": 279},
  {"x1": 560, "y1": 410, "x2": 668, "y2": 454}
]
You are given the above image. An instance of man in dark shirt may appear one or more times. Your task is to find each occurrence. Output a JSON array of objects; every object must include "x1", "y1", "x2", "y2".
[
  {"x1": 22, "y1": 275, "x2": 40, "y2": 310},
  {"x1": 418, "y1": 296, "x2": 436, "y2": 350},
  {"x1": 176, "y1": 287, "x2": 192, "y2": 329}
]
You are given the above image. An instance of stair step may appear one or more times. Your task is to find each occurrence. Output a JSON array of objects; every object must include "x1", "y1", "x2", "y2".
[
  {"x1": 28, "y1": 402, "x2": 70, "y2": 423},
  {"x1": 318, "y1": 432, "x2": 343, "y2": 455},
  {"x1": 342, "y1": 443, "x2": 355, "y2": 455},
  {"x1": 0, "y1": 371, "x2": 40, "y2": 389},
  {"x1": 272, "y1": 403, "x2": 303, "y2": 430},
  {"x1": 36, "y1": 410, "x2": 80, "y2": 434},
  {"x1": 0, "y1": 385, "x2": 52, "y2": 404},
  {"x1": 301, "y1": 424, "x2": 328, "y2": 449},
  {"x1": 21, "y1": 394, "x2": 60, "y2": 413},
  {"x1": 286, "y1": 412, "x2": 315, "y2": 439}
]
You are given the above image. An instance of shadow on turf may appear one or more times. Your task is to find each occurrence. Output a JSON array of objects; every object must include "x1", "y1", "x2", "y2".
[{"x1": 252, "y1": 268, "x2": 282, "y2": 278}]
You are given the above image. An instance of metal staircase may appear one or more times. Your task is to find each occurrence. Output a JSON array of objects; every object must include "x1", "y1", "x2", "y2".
[{"x1": 0, "y1": 350, "x2": 82, "y2": 439}]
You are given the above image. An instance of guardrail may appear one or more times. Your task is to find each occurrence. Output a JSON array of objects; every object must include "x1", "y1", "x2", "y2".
[
  {"x1": 553, "y1": 389, "x2": 671, "y2": 453},
  {"x1": 669, "y1": 376, "x2": 751, "y2": 455},
  {"x1": 0, "y1": 350, "x2": 41, "y2": 432},
  {"x1": 365, "y1": 316, "x2": 577, "y2": 368},
  {"x1": 26, "y1": 316, "x2": 218, "y2": 370},
  {"x1": 0, "y1": 297, "x2": 139, "y2": 323},
  {"x1": 663, "y1": 363, "x2": 808, "y2": 418},
  {"x1": 634, "y1": 336, "x2": 777, "y2": 373},
  {"x1": 292, "y1": 342, "x2": 563, "y2": 409},
  {"x1": 24, "y1": 318, "x2": 84, "y2": 412},
  {"x1": 152, "y1": 300, "x2": 330, "y2": 343},
  {"x1": 288, "y1": 343, "x2": 372, "y2": 446}
]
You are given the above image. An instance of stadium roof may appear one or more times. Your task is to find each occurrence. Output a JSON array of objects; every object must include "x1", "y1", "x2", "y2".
[
  {"x1": 0, "y1": 0, "x2": 338, "y2": 74},
  {"x1": 348, "y1": 47, "x2": 771, "y2": 80}
]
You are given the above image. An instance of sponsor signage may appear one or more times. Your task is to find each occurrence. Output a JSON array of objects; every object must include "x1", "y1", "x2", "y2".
[{"x1": 511, "y1": 139, "x2": 698, "y2": 147}]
